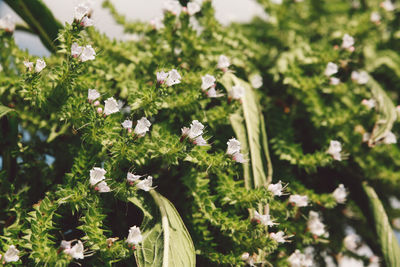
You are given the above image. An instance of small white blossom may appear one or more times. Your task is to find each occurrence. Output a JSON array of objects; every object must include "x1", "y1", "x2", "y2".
[
  {"x1": 81, "y1": 16, "x2": 94, "y2": 27},
  {"x1": 288, "y1": 250, "x2": 313, "y2": 267},
  {"x1": 122, "y1": 119, "x2": 133, "y2": 129},
  {"x1": 232, "y1": 152, "x2": 246, "y2": 163},
  {"x1": 206, "y1": 87, "x2": 223, "y2": 98},
  {"x1": 150, "y1": 16, "x2": 165, "y2": 30},
  {"x1": 187, "y1": 120, "x2": 204, "y2": 139},
  {"x1": 4, "y1": 245, "x2": 19, "y2": 263},
  {"x1": 201, "y1": 74, "x2": 216, "y2": 91},
  {"x1": 35, "y1": 59, "x2": 46, "y2": 73},
  {"x1": 134, "y1": 117, "x2": 151, "y2": 136},
  {"x1": 241, "y1": 252, "x2": 256, "y2": 267},
  {"x1": 270, "y1": 231, "x2": 289, "y2": 243},
  {"x1": 164, "y1": 0, "x2": 182, "y2": 15},
  {"x1": 268, "y1": 181, "x2": 284, "y2": 197},
  {"x1": 254, "y1": 211, "x2": 277, "y2": 227},
  {"x1": 363, "y1": 132, "x2": 371, "y2": 142},
  {"x1": 383, "y1": 131, "x2": 397, "y2": 144},
  {"x1": 250, "y1": 74, "x2": 263, "y2": 89},
  {"x1": 157, "y1": 71, "x2": 169, "y2": 83},
  {"x1": 80, "y1": 45, "x2": 96, "y2": 62},
  {"x1": 136, "y1": 176, "x2": 153, "y2": 191},
  {"x1": 370, "y1": 12, "x2": 381, "y2": 23},
  {"x1": 96, "y1": 181, "x2": 110, "y2": 192},
  {"x1": 104, "y1": 97, "x2": 120, "y2": 115},
  {"x1": 165, "y1": 69, "x2": 181, "y2": 87},
  {"x1": 24, "y1": 60, "x2": 34, "y2": 71},
  {"x1": 89, "y1": 167, "x2": 106, "y2": 186},
  {"x1": 289, "y1": 194, "x2": 308, "y2": 207},
  {"x1": 344, "y1": 233, "x2": 361, "y2": 251},
  {"x1": 229, "y1": 85, "x2": 245, "y2": 100},
  {"x1": 74, "y1": 4, "x2": 90, "y2": 20},
  {"x1": 327, "y1": 140, "x2": 342, "y2": 161},
  {"x1": 187, "y1": 2, "x2": 201, "y2": 15},
  {"x1": 226, "y1": 138, "x2": 241, "y2": 155},
  {"x1": 341, "y1": 34, "x2": 355, "y2": 49},
  {"x1": 127, "y1": 172, "x2": 141, "y2": 183},
  {"x1": 361, "y1": 99, "x2": 376, "y2": 109},
  {"x1": 181, "y1": 126, "x2": 190, "y2": 136},
  {"x1": 88, "y1": 89, "x2": 100, "y2": 102},
  {"x1": 389, "y1": 196, "x2": 400, "y2": 209},
  {"x1": 68, "y1": 241, "x2": 84, "y2": 259},
  {"x1": 217, "y1": 55, "x2": 230, "y2": 70},
  {"x1": 330, "y1": 77, "x2": 340, "y2": 85},
  {"x1": 332, "y1": 184, "x2": 348, "y2": 204},
  {"x1": 0, "y1": 15, "x2": 15, "y2": 32},
  {"x1": 60, "y1": 240, "x2": 72, "y2": 251},
  {"x1": 194, "y1": 135, "x2": 208, "y2": 146},
  {"x1": 351, "y1": 70, "x2": 369, "y2": 84},
  {"x1": 126, "y1": 226, "x2": 143, "y2": 245},
  {"x1": 71, "y1": 42, "x2": 83, "y2": 58},
  {"x1": 381, "y1": 0, "x2": 395, "y2": 11},
  {"x1": 271, "y1": 0, "x2": 283, "y2": 4},
  {"x1": 324, "y1": 62, "x2": 338, "y2": 77},
  {"x1": 308, "y1": 211, "x2": 327, "y2": 237}
]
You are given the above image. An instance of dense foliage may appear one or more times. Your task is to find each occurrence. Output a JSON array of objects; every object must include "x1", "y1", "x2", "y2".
[{"x1": 1, "y1": 0, "x2": 400, "y2": 266}]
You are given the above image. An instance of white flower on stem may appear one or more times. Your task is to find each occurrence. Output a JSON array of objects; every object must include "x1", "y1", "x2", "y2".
[
  {"x1": 226, "y1": 138, "x2": 241, "y2": 155},
  {"x1": 24, "y1": 60, "x2": 34, "y2": 71},
  {"x1": 307, "y1": 211, "x2": 327, "y2": 237},
  {"x1": 126, "y1": 226, "x2": 143, "y2": 246},
  {"x1": 194, "y1": 135, "x2": 208, "y2": 146},
  {"x1": 165, "y1": 69, "x2": 181, "y2": 86},
  {"x1": 370, "y1": 12, "x2": 381, "y2": 23},
  {"x1": 181, "y1": 127, "x2": 190, "y2": 137},
  {"x1": 288, "y1": 250, "x2": 313, "y2": 267},
  {"x1": 74, "y1": 4, "x2": 90, "y2": 20},
  {"x1": 80, "y1": 45, "x2": 96, "y2": 62},
  {"x1": 201, "y1": 74, "x2": 216, "y2": 91},
  {"x1": 96, "y1": 181, "x2": 110, "y2": 192},
  {"x1": 351, "y1": 70, "x2": 369, "y2": 84},
  {"x1": 4, "y1": 245, "x2": 19, "y2": 262},
  {"x1": 88, "y1": 89, "x2": 100, "y2": 102},
  {"x1": 187, "y1": 2, "x2": 201, "y2": 15},
  {"x1": 250, "y1": 74, "x2": 263, "y2": 89},
  {"x1": 229, "y1": 84, "x2": 245, "y2": 100},
  {"x1": 389, "y1": 196, "x2": 400, "y2": 209},
  {"x1": 157, "y1": 71, "x2": 169, "y2": 83},
  {"x1": 104, "y1": 97, "x2": 120, "y2": 115},
  {"x1": 324, "y1": 62, "x2": 338, "y2": 77},
  {"x1": 136, "y1": 176, "x2": 153, "y2": 191},
  {"x1": 268, "y1": 181, "x2": 284, "y2": 197},
  {"x1": 71, "y1": 42, "x2": 83, "y2": 58},
  {"x1": 289, "y1": 194, "x2": 308, "y2": 207},
  {"x1": 60, "y1": 240, "x2": 72, "y2": 251},
  {"x1": 344, "y1": 233, "x2": 361, "y2": 252},
  {"x1": 89, "y1": 167, "x2": 106, "y2": 186},
  {"x1": 383, "y1": 131, "x2": 396, "y2": 144},
  {"x1": 341, "y1": 34, "x2": 355, "y2": 49},
  {"x1": 327, "y1": 140, "x2": 342, "y2": 161},
  {"x1": 332, "y1": 184, "x2": 348, "y2": 204},
  {"x1": 253, "y1": 211, "x2": 277, "y2": 227},
  {"x1": 361, "y1": 99, "x2": 376, "y2": 109},
  {"x1": 217, "y1": 55, "x2": 230, "y2": 70},
  {"x1": 127, "y1": 172, "x2": 141, "y2": 183},
  {"x1": 241, "y1": 252, "x2": 256, "y2": 267},
  {"x1": 362, "y1": 132, "x2": 371, "y2": 143},
  {"x1": 81, "y1": 16, "x2": 94, "y2": 27},
  {"x1": 381, "y1": 0, "x2": 395, "y2": 11},
  {"x1": 150, "y1": 16, "x2": 165, "y2": 30},
  {"x1": 232, "y1": 152, "x2": 246, "y2": 163},
  {"x1": 0, "y1": 15, "x2": 15, "y2": 32},
  {"x1": 187, "y1": 120, "x2": 205, "y2": 139},
  {"x1": 163, "y1": 0, "x2": 182, "y2": 15},
  {"x1": 68, "y1": 240, "x2": 84, "y2": 259},
  {"x1": 270, "y1": 231, "x2": 290, "y2": 243},
  {"x1": 338, "y1": 256, "x2": 363, "y2": 267},
  {"x1": 122, "y1": 119, "x2": 133, "y2": 129},
  {"x1": 134, "y1": 117, "x2": 151, "y2": 137},
  {"x1": 35, "y1": 59, "x2": 46, "y2": 73},
  {"x1": 330, "y1": 77, "x2": 340, "y2": 85},
  {"x1": 206, "y1": 87, "x2": 223, "y2": 98}
]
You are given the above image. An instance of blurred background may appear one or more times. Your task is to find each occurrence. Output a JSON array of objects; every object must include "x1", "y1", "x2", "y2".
[{"x1": 0, "y1": 0, "x2": 267, "y2": 56}]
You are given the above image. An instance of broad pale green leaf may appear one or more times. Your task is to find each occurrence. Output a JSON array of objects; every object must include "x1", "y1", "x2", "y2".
[
  {"x1": 362, "y1": 183, "x2": 400, "y2": 267},
  {"x1": 0, "y1": 105, "x2": 14, "y2": 119},
  {"x1": 129, "y1": 190, "x2": 195, "y2": 267}
]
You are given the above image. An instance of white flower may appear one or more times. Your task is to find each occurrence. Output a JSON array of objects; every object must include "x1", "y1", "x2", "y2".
[
  {"x1": 332, "y1": 184, "x2": 348, "y2": 204},
  {"x1": 341, "y1": 34, "x2": 355, "y2": 49},
  {"x1": 361, "y1": 99, "x2": 376, "y2": 109},
  {"x1": 187, "y1": 2, "x2": 201, "y2": 15},
  {"x1": 381, "y1": 0, "x2": 395, "y2": 11},
  {"x1": 165, "y1": 69, "x2": 181, "y2": 86},
  {"x1": 217, "y1": 55, "x2": 230, "y2": 69},
  {"x1": 74, "y1": 4, "x2": 90, "y2": 20},
  {"x1": 164, "y1": 0, "x2": 182, "y2": 15},
  {"x1": 383, "y1": 131, "x2": 396, "y2": 144},
  {"x1": 71, "y1": 42, "x2": 83, "y2": 58},
  {"x1": 134, "y1": 117, "x2": 151, "y2": 136},
  {"x1": 288, "y1": 250, "x2": 313, "y2": 267},
  {"x1": 201, "y1": 74, "x2": 216, "y2": 91},
  {"x1": 289, "y1": 194, "x2": 308, "y2": 207},
  {"x1": 271, "y1": 0, "x2": 283, "y2": 4},
  {"x1": 270, "y1": 231, "x2": 289, "y2": 243},
  {"x1": 254, "y1": 211, "x2": 277, "y2": 227},
  {"x1": 35, "y1": 59, "x2": 46, "y2": 73},
  {"x1": 226, "y1": 138, "x2": 241, "y2": 155},
  {"x1": 80, "y1": 45, "x2": 96, "y2": 62},
  {"x1": 389, "y1": 196, "x2": 400, "y2": 209},
  {"x1": 187, "y1": 120, "x2": 204, "y2": 139},
  {"x1": 89, "y1": 167, "x2": 106, "y2": 186},
  {"x1": 81, "y1": 16, "x2": 94, "y2": 27},
  {"x1": 127, "y1": 172, "x2": 141, "y2": 183},
  {"x1": 344, "y1": 233, "x2": 361, "y2": 251},
  {"x1": 181, "y1": 127, "x2": 190, "y2": 136},
  {"x1": 206, "y1": 87, "x2": 223, "y2": 98},
  {"x1": 327, "y1": 140, "x2": 342, "y2": 161},
  {"x1": 104, "y1": 97, "x2": 120, "y2": 115},
  {"x1": 362, "y1": 132, "x2": 371, "y2": 142},
  {"x1": 370, "y1": 12, "x2": 381, "y2": 23},
  {"x1": 324, "y1": 62, "x2": 338, "y2": 76},
  {"x1": 338, "y1": 256, "x2": 363, "y2": 267},
  {"x1": 268, "y1": 181, "x2": 284, "y2": 196},
  {"x1": 96, "y1": 181, "x2": 110, "y2": 193},
  {"x1": 250, "y1": 74, "x2": 263, "y2": 89},
  {"x1": 307, "y1": 211, "x2": 326, "y2": 236},
  {"x1": 194, "y1": 135, "x2": 208, "y2": 146},
  {"x1": 126, "y1": 226, "x2": 143, "y2": 245},
  {"x1": 0, "y1": 15, "x2": 15, "y2": 32},
  {"x1": 330, "y1": 77, "x2": 340, "y2": 85},
  {"x1": 24, "y1": 60, "x2": 34, "y2": 71},
  {"x1": 122, "y1": 119, "x2": 133, "y2": 129},
  {"x1": 351, "y1": 70, "x2": 369, "y2": 84},
  {"x1": 68, "y1": 240, "x2": 84, "y2": 259},
  {"x1": 233, "y1": 152, "x2": 246, "y2": 163},
  {"x1": 157, "y1": 71, "x2": 169, "y2": 83},
  {"x1": 136, "y1": 176, "x2": 153, "y2": 191},
  {"x1": 229, "y1": 85, "x2": 245, "y2": 100},
  {"x1": 88, "y1": 89, "x2": 100, "y2": 102},
  {"x1": 150, "y1": 16, "x2": 165, "y2": 30},
  {"x1": 241, "y1": 252, "x2": 256, "y2": 267},
  {"x1": 60, "y1": 240, "x2": 72, "y2": 250},
  {"x1": 4, "y1": 245, "x2": 19, "y2": 262}
]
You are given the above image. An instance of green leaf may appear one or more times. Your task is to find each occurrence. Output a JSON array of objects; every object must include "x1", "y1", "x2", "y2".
[
  {"x1": 129, "y1": 190, "x2": 195, "y2": 267},
  {"x1": 362, "y1": 183, "x2": 400, "y2": 267},
  {"x1": 0, "y1": 105, "x2": 14, "y2": 119}
]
